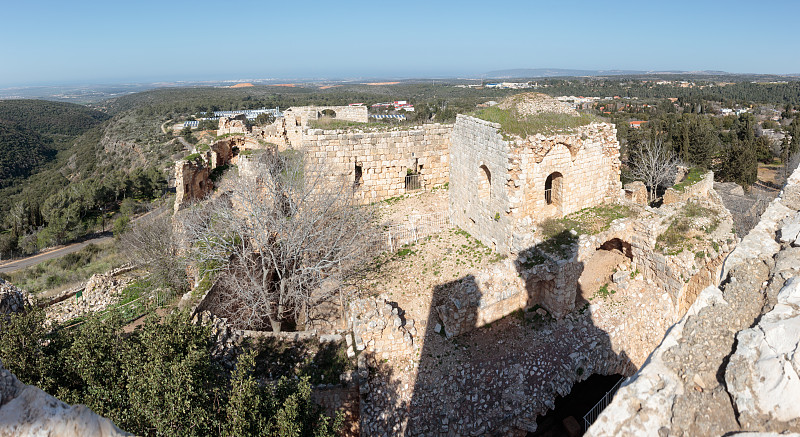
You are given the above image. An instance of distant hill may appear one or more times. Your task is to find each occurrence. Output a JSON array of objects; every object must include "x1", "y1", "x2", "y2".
[{"x1": 482, "y1": 68, "x2": 736, "y2": 79}]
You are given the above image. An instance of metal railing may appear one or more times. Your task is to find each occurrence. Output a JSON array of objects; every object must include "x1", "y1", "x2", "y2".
[
  {"x1": 405, "y1": 174, "x2": 422, "y2": 192},
  {"x1": 383, "y1": 212, "x2": 452, "y2": 251},
  {"x1": 583, "y1": 376, "x2": 626, "y2": 431},
  {"x1": 544, "y1": 188, "x2": 553, "y2": 204}
]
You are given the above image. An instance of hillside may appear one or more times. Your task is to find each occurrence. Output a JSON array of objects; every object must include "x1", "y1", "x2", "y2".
[{"x1": 0, "y1": 121, "x2": 55, "y2": 188}]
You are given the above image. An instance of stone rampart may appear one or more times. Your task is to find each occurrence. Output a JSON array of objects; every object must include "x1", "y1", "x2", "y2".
[
  {"x1": 586, "y1": 164, "x2": 800, "y2": 436},
  {"x1": 302, "y1": 124, "x2": 451, "y2": 202},
  {"x1": 662, "y1": 170, "x2": 714, "y2": 205}
]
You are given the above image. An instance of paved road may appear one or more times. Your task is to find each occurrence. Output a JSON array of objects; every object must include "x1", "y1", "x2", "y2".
[
  {"x1": 0, "y1": 233, "x2": 114, "y2": 275},
  {"x1": 0, "y1": 203, "x2": 169, "y2": 275}
]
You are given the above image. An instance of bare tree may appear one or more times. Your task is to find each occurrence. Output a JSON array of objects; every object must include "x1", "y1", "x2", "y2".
[
  {"x1": 120, "y1": 212, "x2": 188, "y2": 295},
  {"x1": 184, "y1": 149, "x2": 380, "y2": 332},
  {"x1": 627, "y1": 138, "x2": 680, "y2": 203}
]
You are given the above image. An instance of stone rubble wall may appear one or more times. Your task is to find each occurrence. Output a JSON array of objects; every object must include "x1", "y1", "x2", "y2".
[
  {"x1": 449, "y1": 115, "x2": 621, "y2": 254},
  {"x1": 302, "y1": 124, "x2": 452, "y2": 203},
  {"x1": 348, "y1": 296, "x2": 419, "y2": 359},
  {"x1": 44, "y1": 267, "x2": 136, "y2": 325},
  {"x1": 586, "y1": 164, "x2": 800, "y2": 437},
  {"x1": 0, "y1": 278, "x2": 32, "y2": 315},
  {"x1": 436, "y1": 194, "x2": 735, "y2": 339},
  {"x1": 623, "y1": 181, "x2": 648, "y2": 205},
  {"x1": 662, "y1": 170, "x2": 715, "y2": 205}
]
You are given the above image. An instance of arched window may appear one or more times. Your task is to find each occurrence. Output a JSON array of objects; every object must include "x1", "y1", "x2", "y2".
[
  {"x1": 320, "y1": 109, "x2": 337, "y2": 118},
  {"x1": 545, "y1": 172, "x2": 563, "y2": 206},
  {"x1": 478, "y1": 165, "x2": 491, "y2": 200}
]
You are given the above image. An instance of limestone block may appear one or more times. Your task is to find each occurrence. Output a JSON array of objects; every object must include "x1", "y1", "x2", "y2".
[{"x1": 726, "y1": 277, "x2": 800, "y2": 423}]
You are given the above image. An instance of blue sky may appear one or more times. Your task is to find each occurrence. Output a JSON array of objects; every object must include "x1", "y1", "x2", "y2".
[{"x1": 1, "y1": 0, "x2": 798, "y2": 86}]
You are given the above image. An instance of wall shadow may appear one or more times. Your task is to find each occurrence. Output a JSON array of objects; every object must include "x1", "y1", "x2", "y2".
[{"x1": 389, "y1": 232, "x2": 637, "y2": 435}]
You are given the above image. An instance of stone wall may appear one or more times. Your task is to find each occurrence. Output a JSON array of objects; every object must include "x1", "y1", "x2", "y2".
[
  {"x1": 0, "y1": 278, "x2": 32, "y2": 315},
  {"x1": 174, "y1": 159, "x2": 213, "y2": 213},
  {"x1": 302, "y1": 124, "x2": 452, "y2": 202},
  {"x1": 623, "y1": 181, "x2": 648, "y2": 205},
  {"x1": 284, "y1": 105, "x2": 369, "y2": 125},
  {"x1": 449, "y1": 115, "x2": 621, "y2": 254},
  {"x1": 662, "y1": 170, "x2": 715, "y2": 205},
  {"x1": 348, "y1": 296, "x2": 419, "y2": 359},
  {"x1": 217, "y1": 115, "x2": 249, "y2": 135},
  {"x1": 586, "y1": 164, "x2": 800, "y2": 436}
]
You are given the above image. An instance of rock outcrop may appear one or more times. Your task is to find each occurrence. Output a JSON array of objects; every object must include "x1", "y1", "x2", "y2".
[
  {"x1": 586, "y1": 165, "x2": 800, "y2": 436},
  {"x1": 0, "y1": 359, "x2": 130, "y2": 437}
]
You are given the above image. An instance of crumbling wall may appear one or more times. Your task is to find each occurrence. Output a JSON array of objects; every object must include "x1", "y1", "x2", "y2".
[
  {"x1": 448, "y1": 115, "x2": 621, "y2": 254},
  {"x1": 662, "y1": 170, "x2": 715, "y2": 205},
  {"x1": 302, "y1": 124, "x2": 451, "y2": 202},
  {"x1": 174, "y1": 159, "x2": 213, "y2": 213},
  {"x1": 348, "y1": 296, "x2": 419, "y2": 359},
  {"x1": 623, "y1": 181, "x2": 648, "y2": 205},
  {"x1": 217, "y1": 115, "x2": 249, "y2": 135},
  {"x1": 284, "y1": 106, "x2": 369, "y2": 125},
  {"x1": 586, "y1": 164, "x2": 800, "y2": 436}
]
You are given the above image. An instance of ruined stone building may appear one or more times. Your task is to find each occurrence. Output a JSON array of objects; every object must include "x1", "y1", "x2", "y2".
[{"x1": 449, "y1": 112, "x2": 622, "y2": 254}]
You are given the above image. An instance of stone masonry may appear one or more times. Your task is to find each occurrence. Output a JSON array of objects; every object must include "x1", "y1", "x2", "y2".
[
  {"x1": 586, "y1": 163, "x2": 800, "y2": 436},
  {"x1": 449, "y1": 115, "x2": 621, "y2": 254},
  {"x1": 302, "y1": 124, "x2": 451, "y2": 202}
]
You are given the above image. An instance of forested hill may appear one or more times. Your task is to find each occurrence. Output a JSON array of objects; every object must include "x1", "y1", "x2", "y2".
[
  {"x1": 0, "y1": 121, "x2": 55, "y2": 188},
  {"x1": 0, "y1": 100, "x2": 108, "y2": 189},
  {"x1": 0, "y1": 99, "x2": 109, "y2": 138}
]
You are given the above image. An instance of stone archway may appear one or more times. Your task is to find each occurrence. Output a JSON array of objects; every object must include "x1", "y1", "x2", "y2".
[
  {"x1": 320, "y1": 108, "x2": 337, "y2": 118},
  {"x1": 545, "y1": 172, "x2": 563, "y2": 207},
  {"x1": 478, "y1": 165, "x2": 491, "y2": 200}
]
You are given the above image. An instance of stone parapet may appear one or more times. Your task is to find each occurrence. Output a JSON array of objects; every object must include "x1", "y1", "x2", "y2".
[{"x1": 586, "y1": 164, "x2": 800, "y2": 436}]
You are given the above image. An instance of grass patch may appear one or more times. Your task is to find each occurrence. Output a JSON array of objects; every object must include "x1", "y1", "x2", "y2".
[
  {"x1": 184, "y1": 153, "x2": 201, "y2": 162},
  {"x1": 395, "y1": 245, "x2": 417, "y2": 259},
  {"x1": 672, "y1": 167, "x2": 705, "y2": 192},
  {"x1": 592, "y1": 283, "x2": 615, "y2": 300},
  {"x1": 472, "y1": 106, "x2": 596, "y2": 137},
  {"x1": 656, "y1": 201, "x2": 720, "y2": 254}
]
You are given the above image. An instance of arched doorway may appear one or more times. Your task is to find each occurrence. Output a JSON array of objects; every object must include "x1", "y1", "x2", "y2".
[
  {"x1": 545, "y1": 172, "x2": 563, "y2": 207},
  {"x1": 320, "y1": 109, "x2": 337, "y2": 118},
  {"x1": 478, "y1": 165, "x2": 491, "y2": 200}
]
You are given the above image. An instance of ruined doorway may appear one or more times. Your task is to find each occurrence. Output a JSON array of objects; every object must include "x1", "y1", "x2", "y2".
[
  {"x1": 576, "y1": 238, "x2": 633, "y2": 304},
  {"x1": 320, "y1": 109, "x2": 337, "y2": 118},
  {"x1": 545, "y1": 172, "x2": 563, "y2": 207},
  {"x1": 478, "y1": 165, "x2": 491, "y2": 200}
]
